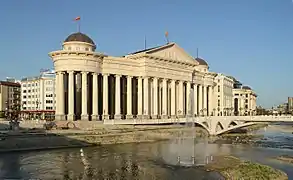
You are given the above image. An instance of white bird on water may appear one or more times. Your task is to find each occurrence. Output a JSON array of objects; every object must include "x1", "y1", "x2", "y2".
[{"x1": 80, "y1": 148, "x2": 84, "y2": 157}]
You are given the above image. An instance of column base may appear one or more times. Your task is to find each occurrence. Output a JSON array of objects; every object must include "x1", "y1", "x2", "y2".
[
  {"x1": 67, "y1": 114, "x2": 75, "y2": 121},
  {"x1": 177, "y1": 114, "x2": 184, "y2": 118},
  {"x1": 81, "y1": 114, "x2": 89, "y2": 121},
  {"x1": 126, "y1": 114, "x2": 133, "y2": 119},
  {"x1": 114, "y1": 114, "x2": 121, "y2": 120},
  {"x1": 91, "y1": 114, "x2": 99, "y2": 121},
  {"x1": 143, "y1": 115, "x2": 150, "y2": 119},
  {"x1": 151, "y1": 115, "x2": 158, "y2": 119},
  {"x1": 171, "y1": 115, "x2": 177, "y2": 119},
  {"x1": 103, "y1": 115, "x2": 109, "y2": 120},
  {"x1": 161, "y1": 115, "x2": 168, "y2": 119},
  {"x1": 55, "y1": 114, "x2": 65, "y2": 121},
  {"x1": 137, "y1": 115, "x2": 143, "y2": 119}
]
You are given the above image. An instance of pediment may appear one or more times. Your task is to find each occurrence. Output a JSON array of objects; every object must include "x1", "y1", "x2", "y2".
[{"x1": 145, "y1": 43, "x2": 198, "y2": 64}]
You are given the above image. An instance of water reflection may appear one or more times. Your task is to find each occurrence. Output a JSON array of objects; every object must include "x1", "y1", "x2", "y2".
[
  {"x1": 0, "y1": 141, "x2": 223, "y2": 180},
  {"x1": 0, "y1": 125, "x2": 292, "y2": 179}
]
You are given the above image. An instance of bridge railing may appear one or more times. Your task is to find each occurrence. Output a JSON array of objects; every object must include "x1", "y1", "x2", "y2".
[{"x1": 211, "y1": 115, "x2": 292, "y2": 122}]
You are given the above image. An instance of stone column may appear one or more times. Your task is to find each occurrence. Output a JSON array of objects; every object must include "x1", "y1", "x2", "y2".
[
  {"x1": 153, "y1": 77, "x2": 158, "y2": 119},
  {"x1": 208, "y1": 86, "x2": 213, "y2": 116},
  {"x1": 115, "y1": 74, "x2": 121, "y2": 119},
  {"x1": 103, "y1": 74, "x2": 109, "y2": 120},
  {"x1": 55, "y1": 72, "x2": 60, "y2": 117},
  {"x1": 92, "y1": 73, "x2": 99, "y2": 120},
  {"x1": 57, "y1": 71, "x2": 65, "y2": 120},
  {"x1": 60, "y1": 72, "x2": 65, "y2": 119},
  {"x1": 198, "y1": 85, "x2": 203, "y2": 116},
  {"x1": 81, "y1": 71, "x2": 88, "y2": 120},
  {"x1": 126, "y1": 76, "x2": 132, "y2": 119},
  {"x1": 194, "y1": 84, "x2": 198, "y2": 116},
  {"x1": 67, "y1": 71, "x2": 75, "y2": 121},
  {"x1": 203, "y1": 86, "x2": 208, "y2": 116},
  {"x1": 186, "y1": 81, "x2": 191, "y2": 116},
  {"x1": 143, "y1": 77, "x2": 149, "y2": 119},
  {"x1": 178, "y1": 81, "x2": 183, "y2": 117},
  {"x1": 171, "y1": 80, "x2": 176, "y2": 118},
  {"x1": 137, "y1": 77, "x2": 143, "y2": 118},
  {"x1": 162, "y1": 78, "x2": 168, "y2": 119}
]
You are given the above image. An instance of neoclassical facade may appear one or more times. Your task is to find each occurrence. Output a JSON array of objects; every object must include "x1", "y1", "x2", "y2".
[
  {"x1": 214, "y1": 73, "x2": 234, "y2": 116},
  {"x1": 49, "y1": 32, "x2": 222, "y2": 121},
  {"x1": 233, "y1": 86, "x2": 257, "y2": 115}
]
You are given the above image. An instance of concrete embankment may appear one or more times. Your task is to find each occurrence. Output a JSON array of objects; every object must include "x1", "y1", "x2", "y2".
[{"x1": 0, "y1": 124, "x2": 208, "y2": 153}]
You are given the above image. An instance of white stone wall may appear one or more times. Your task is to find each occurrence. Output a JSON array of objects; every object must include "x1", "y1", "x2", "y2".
[
  {"x1": 21, "y1": 73, "x2": 56, "y2": 111},
  {"x1": 214, "y1": 74, "x2": 234, "y2": 116}
]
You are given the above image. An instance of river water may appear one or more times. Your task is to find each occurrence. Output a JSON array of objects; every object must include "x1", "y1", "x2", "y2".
[{"x1": 0, "y1": 124, "x2": 292, "y2": 180}]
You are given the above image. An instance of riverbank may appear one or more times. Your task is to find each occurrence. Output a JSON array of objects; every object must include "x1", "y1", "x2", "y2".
[
  {"x1": 0, "y1": 125, "x2": 208, "y2": 153},
  {"x1": 205, "y1": 155, "x2": 288, "y2": 180},
  {"x1": 275, "y1": 155, "x2": 293, "y2": 164}
]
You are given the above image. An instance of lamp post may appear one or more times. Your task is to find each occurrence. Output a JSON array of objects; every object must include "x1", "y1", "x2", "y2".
[
  {"x1": 36, "y1": 99, "x2": 41, "y2": 119},
  {"x1": 5, "y1": 101, "x2": 8, "y2": 120}
]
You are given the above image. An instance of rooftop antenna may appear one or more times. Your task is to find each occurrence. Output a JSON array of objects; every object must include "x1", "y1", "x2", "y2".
[
  {"x1": 165, "y1": 31, "x2": 169, "y2": 44},
  {"x1": 196, "y1": 48, "x2": 199, "y2": 58},
  {"x1": 144, "y1": 35, "x2": 147, "y2": 50},
  {"x1": 74, "y1": 16, "x2": 81, "y2": 32}
]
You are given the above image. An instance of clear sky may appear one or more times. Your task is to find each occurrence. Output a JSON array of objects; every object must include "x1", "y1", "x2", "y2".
[{"x1": 0, "y1": 0, "x2": 292, "y2": 108}]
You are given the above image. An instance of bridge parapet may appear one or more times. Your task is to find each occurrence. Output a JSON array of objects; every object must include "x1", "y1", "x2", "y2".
[{"x1": 102, "y1": 115, "x2": 292, "y2": 136}]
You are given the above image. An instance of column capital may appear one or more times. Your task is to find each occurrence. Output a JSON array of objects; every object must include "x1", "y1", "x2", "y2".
[
  {"x1": 81, "y1": 71, "x2": 89, "y2": 75},
  {"x1": 92, "y1": 72, "x2": 98, "y2": 76},
  {"x1": 153, "y1": 77, "x2": 158, "y2": 80},
  {"x1": 115, "y1": 74, "x2": 122, "y2": 78},
  {"x1": 137, "y1": 76, "x2": 143, "y2": 80},
  {"x1": 102, "y1": 73, "x2": 109, "y2": 76},
  {"x1": 56, "y1": 71, "x2": 65, "y2": 75},
  {"x1": 67, "y1": 70, "x2": 75, "y2": 74}
]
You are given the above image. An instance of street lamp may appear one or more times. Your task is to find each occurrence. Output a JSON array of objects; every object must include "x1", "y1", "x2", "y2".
[{"x1": 5, "y1": 101, "x2": 8, "y2": 120}]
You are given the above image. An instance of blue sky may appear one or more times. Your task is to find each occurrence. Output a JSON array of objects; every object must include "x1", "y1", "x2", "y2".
[{"x1": 0, "y1": 0, "x2": 292, "y2": 108}]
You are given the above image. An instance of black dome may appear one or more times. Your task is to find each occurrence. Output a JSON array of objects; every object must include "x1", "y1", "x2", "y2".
[
  {"x1": 242, "y1": 86, "x2": 251, "y2": 90},
  {"x1": 195, "y1": 57, "x2": 208, "y2": 66},
  {"x1": 64, "y1": 32, "x2": 95, "y2": 45}
]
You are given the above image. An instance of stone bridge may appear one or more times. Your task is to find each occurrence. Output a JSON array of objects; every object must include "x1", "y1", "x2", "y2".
[{"x1": 103, "y1": 116, "x2": 293, "y2": 135}]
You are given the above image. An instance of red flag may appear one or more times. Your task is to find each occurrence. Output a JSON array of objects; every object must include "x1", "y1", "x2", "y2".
[
  {"x1": 165, "y1": 31, "x2": 169, "y2": 37},
  {"x1": 74, "y1": 16, "x2": 81, "y2": 21}
]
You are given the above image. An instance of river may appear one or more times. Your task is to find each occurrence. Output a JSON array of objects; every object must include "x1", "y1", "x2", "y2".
[{"x1": 0, "y1": 123, "x2": 292, "y2": 180}]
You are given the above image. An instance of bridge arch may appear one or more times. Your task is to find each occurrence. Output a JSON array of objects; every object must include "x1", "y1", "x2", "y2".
[
  {"x1": 228, "y1": 121, "x2": 238, "y2": 127},
  {"x1": 234, "y1": 98, "x2": 239, "y2": 115}
]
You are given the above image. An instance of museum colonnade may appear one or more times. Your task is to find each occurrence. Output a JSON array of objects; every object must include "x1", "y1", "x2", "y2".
[{"x1": 54, "y1": 71, "x2": 214, "y2": 121}]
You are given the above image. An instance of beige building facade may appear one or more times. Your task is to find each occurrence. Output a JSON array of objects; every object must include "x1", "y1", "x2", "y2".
[
  {"x1": 214, "y1": 74, "x2": 234, "y2": 116},
  {"x1": 233, "y1": 86, "x2": 257, "y2": 115},
  {"x1": 49, "y1": 32, "x2": 220, "y2": 121},
  {"x1": 21, "y1": 70, "x2": 56, "y2": 111},
  {"x1": 0, "y1": 80, "x2": 21, "y2": 115}
]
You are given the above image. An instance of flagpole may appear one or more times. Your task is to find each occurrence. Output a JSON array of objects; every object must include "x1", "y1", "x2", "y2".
[
  {"x1": 78, "y1": 21, "x2": 81, "y2": 32},
  {"x1": 165, "y1": 31, "x2": 169, "y2": 44},
  {"x1": 74, "y1": 16, "x2": 81, "y2": 32}
]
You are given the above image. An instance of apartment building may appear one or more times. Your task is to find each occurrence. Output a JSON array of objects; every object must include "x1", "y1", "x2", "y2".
[
  {"x1": 21, "y1": 70, "x2": 56, "y2": 111},
  {"x1": 0, "y1": 79, "x2": 21, "y2": 117}
]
